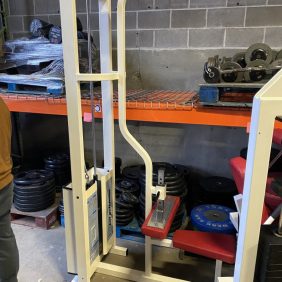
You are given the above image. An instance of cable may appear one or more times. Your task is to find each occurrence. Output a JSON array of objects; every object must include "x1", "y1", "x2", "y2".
[{"x1": 86, "y1": 0, "x2": 97, "y2": 179}]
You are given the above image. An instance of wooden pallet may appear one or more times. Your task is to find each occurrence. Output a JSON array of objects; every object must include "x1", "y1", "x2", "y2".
[{"x1": 11, "y1": 200, "x2": 59, "y2": 229}]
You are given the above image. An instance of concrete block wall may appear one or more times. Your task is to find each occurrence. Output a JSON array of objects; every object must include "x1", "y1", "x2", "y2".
[
  {"x1": 7, "y1": 0, "x2": 282, "y2": 50},
  {"x1": 9, "y1": 0, "x2": 281, "y2": 176}
]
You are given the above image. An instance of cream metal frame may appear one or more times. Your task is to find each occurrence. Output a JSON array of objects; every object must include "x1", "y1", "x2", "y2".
[
  {"x1": 60, "y1": 0, "x2": 282, "y2": 281},
  {"x1": 60, "y1": 0, "x2": 186, "y2": 281}
]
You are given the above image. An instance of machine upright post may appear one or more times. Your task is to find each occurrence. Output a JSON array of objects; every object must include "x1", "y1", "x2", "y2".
[{"x1": 60, "y1": 0, "x2": 93, "y2": 281}]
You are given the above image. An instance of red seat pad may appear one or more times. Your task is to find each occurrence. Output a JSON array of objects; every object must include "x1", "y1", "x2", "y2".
[
  {"x1": 266, "y1": 173, "x2": 282, "y2": 210},
  {"x1": 273, "y1": 128, "x2": 282, "y2": 146},
  {"x1": 173, "y1": 230, "x2": 236, "y2": 264},
  {"x1": 230, "y1": 157, "x2": 271, "y2": 223}
]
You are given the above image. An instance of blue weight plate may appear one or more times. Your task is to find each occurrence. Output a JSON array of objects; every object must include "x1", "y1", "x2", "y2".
[{"x1": 191, "y1": 204, "x2": 235, "y2": 234}]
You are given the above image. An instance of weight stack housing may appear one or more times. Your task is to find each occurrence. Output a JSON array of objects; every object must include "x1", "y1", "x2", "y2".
[{"x1": 254, "y1": 225, "x2": 282, "y2": 282}]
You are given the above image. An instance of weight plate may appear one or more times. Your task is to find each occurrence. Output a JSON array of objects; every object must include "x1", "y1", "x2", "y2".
[
  {"x1": 199, "y1": 176, "x2": 237, "y2": 196},
  {"x1": 14, "y1": 192, "x2": 55, "y2": 205},
  {"x1": 122, "y1": 165, "x2": 142, "y2": 181},
  {"x1": 14, "y1": 178, "x2": 55, "y2": 191},
  {"x1": 116, "y1": 179, "x2": 140, "y2": 195},
  {"x1": 116, "y1": 211, "x2": 134, "y2": 220},
  {"x1": 121, "y1": 192, "x2": 139, "y2": 206},
  {"x1": 14, "y1": 170, "x2": 54, "y2": 186},
  {"x1": 191, "y1": 204, "x2": 235, "y2": 234},
  {"x1": 44, "y1": 153, "x2": 70, "y2": 165},
  {"x1": 276, "y1": 50, "x2": 282, "y2": 60},
  {"x1": 244, "y1": 60, "x2": 267, "y2": 82},
  {"x1": 14, "y1": 184, "x2": 55, "y2": 197},
  {"x1": 232, "y1": 52, "x2": 247, "y2": 68},
  {"x1": 220, "y1": 61, "x2": 244, "y2": 83},
  {"x1": 15, "y1": 197, "x2": 55, "y2": 212},
  {"x1": 245, "y1": 43, "x2": 273, "y2": 65},
  {"x1": 271, "y1": 59, "x2": 282, "y2": 75},
  {"x1": 116, "y1": 208, "x2": 131, "y2": 216},
  {"x1": 116, "y1": 198, "x2": 134, "y2": 209},
  {"x1": 203, "y1": 65, "x2": 220, "y2": 84}
]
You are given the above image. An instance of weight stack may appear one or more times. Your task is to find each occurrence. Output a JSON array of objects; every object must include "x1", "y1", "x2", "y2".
[
  {"x1": 255, "y1": 225, "x2": 282, "y2": 282},
  {"x1": 137, "y1": 162, "x2": 188, "y2": 233},
  {"x1": 13, "y1": 170, "x2": 56, "y2": 212},
  {"x1": 44, "y1": 153, "x2": 71, "y2": 193}
]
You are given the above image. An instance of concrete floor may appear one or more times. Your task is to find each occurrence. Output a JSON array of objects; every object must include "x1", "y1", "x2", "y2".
[{"x1": 13, "y1": 223, "x2": 234, "y2": 282}]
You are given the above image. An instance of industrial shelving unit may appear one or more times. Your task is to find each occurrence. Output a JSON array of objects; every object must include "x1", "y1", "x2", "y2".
[{"x1": 1, "y1": 91, "x2": 255, "y2": 127}]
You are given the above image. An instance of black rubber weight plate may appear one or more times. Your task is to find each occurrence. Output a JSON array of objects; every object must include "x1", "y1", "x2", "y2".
[
  {"x1": 14, "y1": 170, "x2": 54, "y2": 186},
  {"x1": 14, "y1": 193, "x2": 55, "y2": 206},
  {"x1": 14, "y1": 181, "x2": 56, "y2": 194},
  {"x1": 199, "y1": 176, "x2": 237, "y2": 195},
  {"x1": 15, "y1": 197, "x2": 55, "y2": 212}
]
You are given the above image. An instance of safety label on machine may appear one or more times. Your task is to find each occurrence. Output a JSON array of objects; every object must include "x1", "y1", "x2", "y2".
[
  {"x1": 87, "y1": 192, "x2": 99, "y2": 263},
  {"x1": 106, "y1": 180, "x2": 113, "y2": 240}
]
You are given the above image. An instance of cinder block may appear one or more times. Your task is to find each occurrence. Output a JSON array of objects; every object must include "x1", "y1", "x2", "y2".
[
  {"x1": 112, "y1": 30, "x2": 137, "y2": 48},
  {"x1": 207, "y1": 8, "x2": 245, "y2": 27},
  {"x1": 268, "y1": 0, "x2": 282, "y2": 4},
  {"x1": 225, "y1": 28, "x2": 264, "y2": 47},
  {"x1": 155, "y1": 30, "x2": 187, "y2": 48},
  {"x1": 137, "y1": 30, "x2": 154, "y2": 47},
  {"x1": 190, "y1": 0, "x2": 226, "y2": 8},
  {"x1": 112, "y1": 12, "x2": 137, "y2": 30},
  {"x1": 246, "y1": 6, "x2": 282, "y2": 26},
  {"x1": 265, "y1": 27, "x2": 282, "y2": 48},
  {"x1": 76, "y1": 0, "x2": 86, "y2": 13},
  {"x1": 90, "y1": 13, "x2": 99, "y2": 30},
  {"x1": 34, "y1": 0, "x2": 60, "y2": 14},
  {"x1": 155, "y1": 0, "x2": 188, "y2": 9},
  {"x1": 189, "y1": 28, "x2": 224, "y2": 48},
  {"x1": 111, "y1": 0, "x2": 153, "y2": 11},
  {"x1": 8, "y1": 16, "x2": 23, "y2": 32},
  {"x1": 9, "y1": 0, "x2": 34, "y2": 15},
  {"x1": 91, "y1": 31, "x2": 100, "y2": 48},
  {"x1": 138, "y1": 11, "x2": 170, "y2": 29},
  {"x1": 48, "y1": 15, "x2": 61, "y2": 26},
  {"x1": 227, "y1": 0, "x2": 266, "y2": 6},
  {"x1": 23, "y1": 15, "x2": 49, "y2": 31},
  {"x1": 126, "y1": 31, "x2": 138, "y2": 48},
  {"x1": 171, "y1": 9, "x2": 206, "y2": 28}
]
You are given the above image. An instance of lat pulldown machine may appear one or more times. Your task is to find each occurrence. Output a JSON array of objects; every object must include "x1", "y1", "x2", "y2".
[{"x1": 60, "y1": 1, "x2": 282, "y2": 281}]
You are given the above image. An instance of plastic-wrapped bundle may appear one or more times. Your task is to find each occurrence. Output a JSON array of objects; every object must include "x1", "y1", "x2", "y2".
[{"x1": 3, "y1": 37, "x2": 63, "y2": 66}]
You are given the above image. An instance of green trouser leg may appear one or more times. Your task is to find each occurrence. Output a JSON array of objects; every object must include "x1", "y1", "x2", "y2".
[{"x1": 0, "y1": 183, "x2": 19, "y2": 282}]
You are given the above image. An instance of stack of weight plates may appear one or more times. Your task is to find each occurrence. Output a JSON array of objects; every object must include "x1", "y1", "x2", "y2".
[
  {"x1": 137, "y1": 162, "x2": 188, "y2": 232},
  {"x1": 199, "y1": 176, "x2": 237, "y2": 209},
  {"x1": 115, "y1": 178, "x2": 140, "y2": 226},
  {"x1": 191, "y1": 204, "x2": 236, "y2": 234},
  {"x1": 14, "y1": 170, "x2": 56, "y2": 212},
  {"x1": 44, "y1": 153, "x2": 71, "y2": 192},
  {"x1": 122, "y1": 165, "x2": 142, "y2": 183}
]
